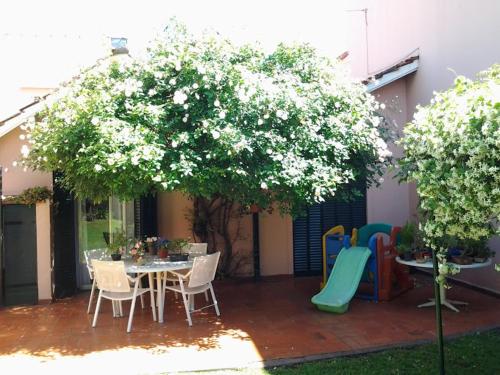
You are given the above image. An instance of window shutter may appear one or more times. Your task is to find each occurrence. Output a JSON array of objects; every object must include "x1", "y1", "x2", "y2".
[
  {"x1": 137, "y1": 194, "x2": 158, "y2": 238},
  {"x1": 293, "y1": 180, "x2": 367, "y2": 276},
  {"x1": 53, "y1": 173, "x2": 77, "y2": 298}
]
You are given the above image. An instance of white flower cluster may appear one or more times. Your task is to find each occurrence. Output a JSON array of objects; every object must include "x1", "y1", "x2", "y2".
[{"x1": 23, "y1": 19, "x2": 390, "y2": 215}]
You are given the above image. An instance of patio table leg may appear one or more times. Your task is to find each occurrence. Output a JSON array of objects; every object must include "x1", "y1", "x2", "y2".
[
  {"x1": 157, "y1": 271, "x2": 164, "y2": 323},
  {"x1": 148, "y1": 273, "x2": 157, "y2": 322},
  {"x1": 417, "y1": 283, "x2": 465, "y2": 312}
]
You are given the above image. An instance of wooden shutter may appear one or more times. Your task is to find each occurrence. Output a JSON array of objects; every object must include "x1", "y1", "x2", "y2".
[
  {"x1": 135, "y1": 194, "x2": 158, "y2": 238},
  {"x1": 3, "y1": 204, "x2": 38, "y2": 305},
  {"x1": 0, "y1": 167, "x2": 4, "y2": 305},
  {"x1": 293, "y1": 180, "x2": 367, "y2": 276},
  {"x1": 52, "y1": 173, "x2": 77, "y2": 298}
]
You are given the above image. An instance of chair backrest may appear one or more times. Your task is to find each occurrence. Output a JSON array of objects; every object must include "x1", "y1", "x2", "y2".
[
  {"x1": 188, "y1": 252, "x2": 220, "y2": 288},
  {"x1": 186, "y1": 243, "x2": 208, "y2": 258},
  {"x1": 92, "y1": 260, "x2": 131, "y2": 293},
  {"x1": 84, "y1": 248, "x2": 108, "y2": 277}
]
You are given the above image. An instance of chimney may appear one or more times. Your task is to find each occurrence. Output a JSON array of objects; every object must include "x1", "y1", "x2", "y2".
[{"x1": 110, "y1": 37, "x2": 128, "y2": 55}]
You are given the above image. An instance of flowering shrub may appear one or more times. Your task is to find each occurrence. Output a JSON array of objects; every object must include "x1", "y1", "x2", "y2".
[
  {"x1": 2, "y1": 186, "x2": 52, "y2": 205},
  {"x1": 22, "y1": 20, "x2": 390, "y2": 216},
  {"x1": 399, "y1": 64, "x2": 500, "y2": 275},
  {"x1": 22, "y1": 21, "x2": 391, "y2": 274}
]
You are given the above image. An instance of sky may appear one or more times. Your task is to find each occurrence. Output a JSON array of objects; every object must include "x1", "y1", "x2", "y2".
[{"x1": 0, "y1": 0, "x2": 365, "y2": 118}]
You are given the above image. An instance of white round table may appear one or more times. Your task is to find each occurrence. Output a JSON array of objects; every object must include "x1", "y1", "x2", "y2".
[
  {"x1": 395, "y1": 256, "x2": 492, "y2": 312},
  {"x1": 125, "y1": 257, "x2": 193, "y2": 323}
]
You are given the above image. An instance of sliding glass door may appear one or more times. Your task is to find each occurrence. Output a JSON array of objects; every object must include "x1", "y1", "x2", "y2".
[{"x1": 76, "y1": 197, "x2": 135, "y2": 289}]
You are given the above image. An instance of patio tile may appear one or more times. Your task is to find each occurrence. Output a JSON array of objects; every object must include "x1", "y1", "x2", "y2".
[{"x1": 0, "y1": 274, "x2": 499, "y2": 373}]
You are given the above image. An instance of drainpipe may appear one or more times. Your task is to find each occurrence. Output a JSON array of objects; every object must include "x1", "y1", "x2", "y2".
[{"x1": 252, "y1": 211, "x2": 260, "y2": 281}]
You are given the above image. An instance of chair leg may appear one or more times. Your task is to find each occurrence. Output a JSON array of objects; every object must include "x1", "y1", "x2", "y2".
[
  {"x1": 209, "y1": 283, "x2": 220, "y2": 316},
  {"x1": 87, "y1": 278, "x2": 97, "y2": 314},
  {"x1": 92, "y1": 291, "x2": 103, "y2": 328},
  {"x1": 189, "y1": 294, "x2": 195, "y2": 312},
  {"x1": 173, "y1": 280, "x2": 178, "y2": 300},
  {"x1": 127, "y1": 283, "x2": 140, "y2": 333},
  {"x1": 204, "y1": 290, "x2": 209, "y2": 302},
  {"x1": 181, "y1": 292, "x2": 193, "y2": 327},
  {"x1": 119, "y1": 301, "x2": 123, "y2": 317}
]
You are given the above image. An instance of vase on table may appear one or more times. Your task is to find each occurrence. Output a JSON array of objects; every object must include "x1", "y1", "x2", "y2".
[{"x1": 158, "y1": 248, "x2": 168, "y2": 259}]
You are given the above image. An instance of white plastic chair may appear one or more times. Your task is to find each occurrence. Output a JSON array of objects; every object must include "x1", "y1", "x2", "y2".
[
  {"x1": 84, "y1": 248, "x2": 107, "y2": 314},
  {"x1": 91, "y1": 260, "x2": 156, "y2": 333},
  {"x1": 163, "y1": 252, "x2": 221, "y2": 326},
  {"x1": 186, "y1": 243, "x2": 208, "y2": 259},
  {"x1": 164, "y1": 243, "x2": 208, "y2": 300},
  {"x1": 85, "y1": 248, "x2": 144, "y2": 313}
]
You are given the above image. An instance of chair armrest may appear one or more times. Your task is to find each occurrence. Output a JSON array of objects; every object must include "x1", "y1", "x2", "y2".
[
  {"x1": 127, "y1": 273, "x2": 147, "y2": 284},
  {"x1": 169, "y1": 269, "x2": 192, "y2": 279}
]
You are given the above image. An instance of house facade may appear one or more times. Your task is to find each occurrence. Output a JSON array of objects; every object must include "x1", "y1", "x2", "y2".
[{"x1": 1, "y1": 0, "x2": 499, "y2": 305}]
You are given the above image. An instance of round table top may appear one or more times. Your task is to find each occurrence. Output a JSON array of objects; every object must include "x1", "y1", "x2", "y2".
[
  {"x1": 395, "y1": 256, "x2": 492, "y2": 269},
  {"x1": 125, "y1": 257, "x2": 193, "y2": 273}
]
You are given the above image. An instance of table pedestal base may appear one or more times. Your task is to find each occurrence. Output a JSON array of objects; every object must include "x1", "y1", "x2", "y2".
[{"x1": 417, "y1": 284, "x2": 468, "y2": 312}]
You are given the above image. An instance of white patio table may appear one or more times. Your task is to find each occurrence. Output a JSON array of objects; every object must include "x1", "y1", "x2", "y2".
[
  {"x1": 395, "y1": 256, "x2": 492, "y2": 312},
  {"x1": 125, "y1": 257, "x2": 193, "y2": 323}
]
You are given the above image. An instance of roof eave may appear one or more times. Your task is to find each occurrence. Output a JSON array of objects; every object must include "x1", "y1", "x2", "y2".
[{"x1": 366, "y1": 59, "x2": 419, "y2": 93}]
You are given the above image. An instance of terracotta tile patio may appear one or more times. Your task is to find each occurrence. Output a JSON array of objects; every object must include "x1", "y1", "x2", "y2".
[{"x1": 1, "y1": 274, "x2": 499, "y2": 374}]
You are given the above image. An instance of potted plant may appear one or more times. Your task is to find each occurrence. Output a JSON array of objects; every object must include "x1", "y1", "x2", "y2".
[
  {"x1": 157, "y1": 239, "x2": 169, "y2": 259},
  {"x1": 464, "y1": 238, "x2": 493, "y2": 263},
  {"x1": 166, "y1": 238, "x2": 189, "y2": 261},
  {"x1": 396, "y1": 222, "x2": 416, "y2": 261},
  {"x1": 145, "y1": 237, "x2": 159, "y2": 255},
  {"x1": 107, "y1": 231, "x2": 127, "y2": 261}
]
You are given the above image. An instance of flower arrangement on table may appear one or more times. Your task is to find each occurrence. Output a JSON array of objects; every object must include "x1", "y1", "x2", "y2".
[{"x1": 129, "y1": 240, "x2": 146, "y2": 264}]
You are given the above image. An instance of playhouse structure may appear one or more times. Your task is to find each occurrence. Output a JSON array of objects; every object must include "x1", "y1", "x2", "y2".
[{"x1": 312, "y1": 223, "x2": 413, "y2": 313}]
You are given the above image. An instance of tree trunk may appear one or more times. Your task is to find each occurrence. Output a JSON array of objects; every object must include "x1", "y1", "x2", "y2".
[{"x1": 190, "y1": 196, "x2": 237, "y2": 277}]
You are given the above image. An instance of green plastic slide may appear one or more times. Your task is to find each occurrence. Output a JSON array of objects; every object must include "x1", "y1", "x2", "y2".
[{"x1": 311, "y1": 247, "x2": 372, "y2": 313}]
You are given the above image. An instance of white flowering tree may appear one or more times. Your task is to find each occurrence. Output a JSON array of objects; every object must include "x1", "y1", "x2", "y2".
[
  {"x1": 23, "y1": 21, "x2": 391, "y2": 274},
  {"x1": 399, "y1": 64, "x2": 500, "y2": 277}
]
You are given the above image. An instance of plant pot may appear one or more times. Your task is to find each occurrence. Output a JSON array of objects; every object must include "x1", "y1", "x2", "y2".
[
  {"x1": 111, "y1": 253, "x2": 121, "y2": 261},
  {"x1": 402, "y1": 252, "x2": 413, "y2": 261},
  {"x1": 169, "y1": 253, "x2": 189, "y2": 262},
  {"x1": 158, "y1": 248, "x2": 168, "y2": 259},
  {"x1": 451, "y1": 256, "x2": 473, "y2": 265}
]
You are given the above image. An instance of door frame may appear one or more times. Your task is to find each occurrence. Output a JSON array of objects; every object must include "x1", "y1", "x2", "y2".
[{"x1": 0, "y1": 166, "x2": 4, "y2": 305}]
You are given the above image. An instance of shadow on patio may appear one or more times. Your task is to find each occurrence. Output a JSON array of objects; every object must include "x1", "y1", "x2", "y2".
[{"x1": 0, "y1": 274, "x2": 499, "y2": 373}]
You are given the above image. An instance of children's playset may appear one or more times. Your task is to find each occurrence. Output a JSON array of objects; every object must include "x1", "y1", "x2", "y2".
[{"x1": 311, "y1": 222, "x2": 413, "y2": 313}]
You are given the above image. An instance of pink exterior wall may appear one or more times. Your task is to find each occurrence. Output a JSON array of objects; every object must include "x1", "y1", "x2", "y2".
[
  {"x1": 367, "y1": 79, "x2": 412, "y2": 227},
  {"x1": 0, "y1": 127, "x2": 52, "y2": 195},
  {"x1": 0, "y1": 127, "x2": 53, "y2": 301},
  {"x1": 157, "y1": 192, "x2": 254, "y2": 276},
  {"x1": 349, "y1": 0, "x2": 500, "y2": 292},
  {"x1": 157, "y1": 193, "x2": 294, "y2": 277}
]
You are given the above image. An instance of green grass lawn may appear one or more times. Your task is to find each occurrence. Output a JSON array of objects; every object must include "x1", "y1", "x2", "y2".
[
  {"x1": 185, "y1": 330, "x2": 500, "y2": 375},
  {"x1": 84, "y1": 219, "x2": 109, "y2": 250}
]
